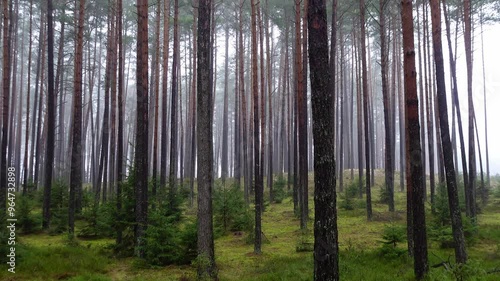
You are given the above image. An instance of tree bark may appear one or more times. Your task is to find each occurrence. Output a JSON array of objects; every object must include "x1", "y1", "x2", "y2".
[
  {"x1": 401, "y1": 0, "x2": 429, "y2": 278},
  {"x1": 429, "y1": 0, "x2": 468, "y2": 265},
  {"x1": 360, "y1": 0, "x2": 372, "y2": 220},
  {"x1": 0, "y1": 0, "x2": 10, "y2": 213},
  {"x1": 380, "y1": 0, "x2": 394, "y2": 212},
  {"x1": 69, "y1": 0, "x2": 86, "y2": 235},
  {"x1": 308, "y1": 1, "x2": 339, "y2": 279},
  {"x1": 197, "y1": 0, "x2": 217, "y2": 278},
  {"x1": 464, "y1": 0, "x2": 476, "y2": 220},
  {"x1": 42, "y1": 0, "x2": 56, "y2": 230},
  {"x1": 135, "y1": 0, "x2": 149, "y2": 258},
  {"x1": 160, "y1": 0, "x2": 171, "y2": 190},
  {"x1": 251, "y1": 0, "x2": 263, "y2": 254},
  {"x1": 22, "y1": 0, "x2": 33, "y2": 194},
  {"x1": 169, "y1": 0, "x2": 180, "y2": 208}
]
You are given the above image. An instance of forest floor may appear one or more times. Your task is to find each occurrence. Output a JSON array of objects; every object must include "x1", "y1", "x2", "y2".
[{"x1": 1, "y1": 171, "x2": 500, "y2": 281}]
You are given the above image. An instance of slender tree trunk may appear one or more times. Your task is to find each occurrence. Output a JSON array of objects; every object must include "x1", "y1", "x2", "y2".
[
  {"x1": 295, "y1": 0, "x2": 308, "y2": 229},
  {"x1": 160, "y1": 0, "x2": 171, "y2": 190},
  {"x1": 69, "y1": 0, "x2": 85, "y2": 235},
  {"x1": 169, "y1": 0, "x2": 180, "y2": 208},
  {"x1": 360, "y1": 0, "x2": 372, "y2": 220},
  {"x1": 135, "y1": 0, "x2": 149, "y2": 258},
  {"x1": 221, "y1": 25, "x2": 229, "y2": 185},
  {"x1": 0, "y1": 0, "x2": 10, "y2": 213},
  {"x1": 380, "y1": 0, "x2": 394, "y2": 212},
  {"x1": 442, "y1": 0, "x2": 469, "y2": 210},
  {"x1": 197, "y1": 0, "x2": 217, "y2": 278},
  {"x1": 234, "y1": 6, "x2": 240, "y2": 187},
  {"x1": 401, "y1": 0, "x2": 428, "y2": 278},
  {"x1": 430, "y1": 0, "x2": 468, "y2": 265},
  {"x1": 116, "y1": 0, "x2": 124, "y2": 245},
  {"x1": 251, "y1": 0, "x2": 263, "y2": 253},
  {"x1": 239, "y1": 0, "x2": 248, "y2": 203},
  {"x1": 265, "y1": 0, "x2": 273, "y2": 201},
  {"x1": 152, "y1": 0, "x2": 161, "y2": 202},
  {"x1": 479, "y1": 8, "x2": 489, "y2": 192},
  {"x1": 42, "y1": 0, "x2": 56, "y2": 230},
  {"x1": 22, "y1": 0, "x2": 33, "y2": 194},
  {"x1": 464, "y1": 0, "x2": 476, "y2": 220}
]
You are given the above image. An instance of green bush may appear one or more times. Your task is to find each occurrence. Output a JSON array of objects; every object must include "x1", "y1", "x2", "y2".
[
  {"x1": 213, "y1": 184, "x2": 253, "y2": 234},
  {"x1": 340, "y1": 180, "x2": 359, "y2": 210},
  {"x1": 378, "y1": 183, "x2": 391, "y2": 204},
  {"x1": 433, "y1": 183, "x2": 451, "y2": 226},
  {"x1": 378, "y1": 224, "x2": 406, "y2": 258},
  {"x1": 493, "y1": 186, "x2": 500, "y2": 199},
  {"x1": 49, "y1": 181, "x2": 69, "y2": 235},
  {"x1": 143, "y1": 209, "x2": 197, "y2": 266},
  {"x1": 429, "y1": 218, "x2": 478, "y2": 249},
  {"x1": 272, "y1": 177, "x2": 287, "y2": 203},
  {"x1": 17, "y1": 196, "x2": 42, "y2": 234},
  {"x1": 78, "y1": 201, "x2": 116, "y2": 239}
]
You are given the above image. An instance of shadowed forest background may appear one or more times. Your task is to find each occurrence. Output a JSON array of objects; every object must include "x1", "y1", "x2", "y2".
[{"x1": 0, "y1": 0, "x2": 500, "y2": 280}]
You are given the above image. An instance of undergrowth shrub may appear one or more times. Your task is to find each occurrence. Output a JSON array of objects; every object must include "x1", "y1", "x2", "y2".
[
  {"x1": 111, "y1": 166, "x2": 194, "y2": 266},
  {"x1": 428, "y1": 218, "x2": 478, "y2": 249},
  {"x1": 49, "y1": 181, "x2": 69, "y2": 235},
  {"x1": 378, "y1": 182, "x2": 391, "y2": 204},
  {"x1": 143, "y1": 210, "x2": 197, "y2": 266},
  {"x1": 378, "y1": 224, "x2": 406, "y2": 258},
  {"x1": 79, "y1": 201, "x2": 116, "y2": 239},
  {"x1": 295, "y1": 232, "x2": 314, "y2": 252},
  {"x1": 213, "y1": 184, "x2": 253, "y2": 235},
  {"x1": 272, "y1": 177, "x2": 287, "y2": 203},
  {"x1": 17, "y1": 196, "x2": 42, "y2": 234},
  {"x1": 433, "y1": 183, "x2": 450, "y2": 226},
  {"x1": 340, "y1": 180, "x2": 359, "y2": 210},
  {"x1": 493, "y1": 185, "x2": 500, "y2": 199}
]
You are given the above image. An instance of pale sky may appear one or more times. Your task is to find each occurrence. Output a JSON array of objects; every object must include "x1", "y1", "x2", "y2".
[{"x1": 450, "y1": 22, "x2": 500, "y2": 176}]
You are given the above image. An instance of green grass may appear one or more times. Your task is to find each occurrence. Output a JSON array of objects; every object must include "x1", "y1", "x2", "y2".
[{"x1": 1, "y1": 171, "x2": 499, "y2": 280}]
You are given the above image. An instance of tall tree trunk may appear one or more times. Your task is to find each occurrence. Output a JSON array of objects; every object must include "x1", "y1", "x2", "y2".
[
  {"x1": 442, "y1": 0, "x2": 468, "y2": 208},
  {"x1": 401, "y1": 0, "x2": 429, "y2": 278},
  {"x1": 116, "y1": 0, "x2": 124, "y2": 245},
  {"x1": 479, "y1": 7, "x2": 490, "y2": 194},
  {"x1": 295, "y1": 0, "x2": 308, "y2": 230},
  {"x1": 251, "y1": 0, "x2": 263, "y2": 253},
  {"x1": 188, "y1": 4, "x2": 197, "y2": 207},
  {"x1": 233, "y1": 6, "x2": 240, "y2": 187},
  {"x1": 169, "y1": 0, "x2": 179, "y2": 207},
  {"x1": 380, "y1": 0, "x2": 394, "y2": 212},
  {"x1": 463, "y1": 0, "x2": 476, "y2": 220},
  {"x1": 135, "y1": 0, "x2": 149, "y2": 258},
  {"x1": 308, "y1": 1, "x2": 339, "y2": 279},
  {"x1": 152, "y1": 0, "x2": 161, "y2": 202},
  {"x1": 160, "y1": 0, "x2": 171, "y2": 190},
  {"x1": 265, "y1": 0, "x2": 273, "y2": 201},
  {"x1": 55, "y1": 12, "x2": 66, "y2": 180},
  {"x1": 0, "y1": 0, "x2": 10, "y2": 213},
  {"x1": 354, "y1": 29, "x2": 364, "y2": 198},
  {"x1": 42, "y1": 0, "x2": 56, "y2": 230},
  {"x1": 69, "y1": 0, "x2": 85, "y2": 235},
  {"x1": 429, "y1": 0, "x2": 468, "y2": 265},
  {"x1": 197, "y1": 0, "x2": 217, "y2": 278},
  {"x1": 109, "y1": 3, "x2": 118, "y2": 199},
  {"x1": 22, "y1": 0, "x2": 33, "y2": 194},
  {"x1": 239, "y1": 0, "x2": 248, "y2": 203},
  {"x1": 360, "y1": 0, "x2": 372, "y2": 220},
  {"x1": 221, "y1": 24, "x2": 229, "y2": 185}
]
